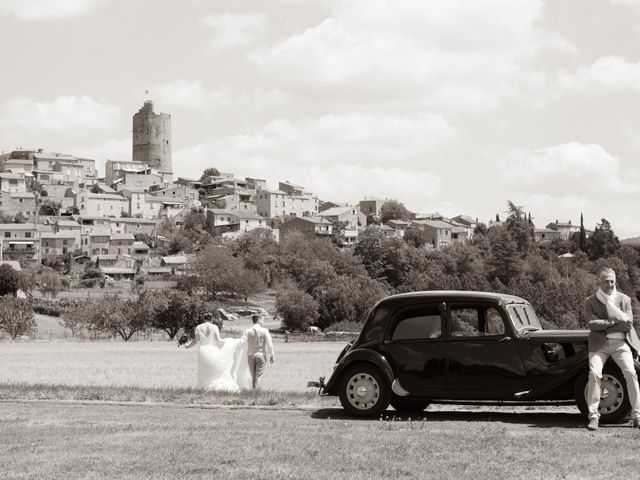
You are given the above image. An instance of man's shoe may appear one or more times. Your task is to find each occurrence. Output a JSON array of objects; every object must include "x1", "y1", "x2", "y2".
[
  {"x1": 587, "y1": 418, "x2": 599, "y2": 431},
  {"x1": 631, "y1": 418, "x2": 640, "y2": 428}
]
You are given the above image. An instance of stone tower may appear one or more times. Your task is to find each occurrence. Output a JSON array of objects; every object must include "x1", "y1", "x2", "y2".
[{"x1": 132, "y1": 101, "x2": 172, "y2": 175}]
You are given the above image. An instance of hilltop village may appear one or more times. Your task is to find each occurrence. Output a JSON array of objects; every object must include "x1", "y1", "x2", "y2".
[{"x1": 0, "y1": 101, "x2": 591, "y2": 278}]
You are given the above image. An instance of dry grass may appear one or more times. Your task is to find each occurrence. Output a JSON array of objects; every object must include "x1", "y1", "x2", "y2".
[
  {"x1": 2, "y1": 401, "x2": 639, "y2": 480},
  {"x1": 0, "y1": 340, "x2": 344, "y2": 392}
]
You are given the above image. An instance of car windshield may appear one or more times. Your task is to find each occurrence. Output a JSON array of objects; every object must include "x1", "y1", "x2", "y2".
[{"x1": 506, "y1": 304, "x2": 542, "y2": 333}]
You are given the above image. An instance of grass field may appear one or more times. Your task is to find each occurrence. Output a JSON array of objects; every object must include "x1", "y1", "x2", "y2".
[
  {"x1": 0, "y1": 340, "x2": 344, "y2": 392},
  {"x1": 2, "y1": 401, "x2": 639, "y2": 480}
]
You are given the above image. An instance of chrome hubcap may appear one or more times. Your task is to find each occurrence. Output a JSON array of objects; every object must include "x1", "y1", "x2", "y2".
[
  {"x1": 347, "y1": 373, "x2": 379, "y2": 410},
  {"x1": 585, "y1": 374, "x2": 625, "y2": 414}
]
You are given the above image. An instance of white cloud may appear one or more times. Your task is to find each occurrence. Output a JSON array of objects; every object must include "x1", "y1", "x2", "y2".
[
  {"x1": 175, "y1": 112, "x2": 452, "y2": 204},
  {"x1": 497, "y1": 142, "x2": 638, "y2": 196},
  {"x1": 251, "y1": 0, "x2": 574, "y2": 113},
  {"x1": 0, "y1": 0, "x2": 106, "y2": 20},
  {"x1": 494, "y1": 142, "x2": 640, "y2": 236},
  {"x1": 80, "y1": 138, "x2": 131, "y2": 174},
  {"x1": 146, "y1": 80, "x2": 231, "y2": 110},
  {"x1": 611, "y1": 0, "x2": 640, "y2": 14},
  {"x1": 0, "y1": 95, "x2": 120, "y2": 133},
  {"x1": 558, "y1": 56, "x2": 640, "y2": 93},
  {"x1": 199, "y1": 12, "x2": 267, "y2": 53}
]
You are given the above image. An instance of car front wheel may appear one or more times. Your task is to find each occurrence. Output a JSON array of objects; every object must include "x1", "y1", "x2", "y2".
[
  {"x1": 339, "y1": 364, "x2": 391, "y2": 418},
  {"x1": 574, "y1": 367, "x2": 631, "y2": 424}
]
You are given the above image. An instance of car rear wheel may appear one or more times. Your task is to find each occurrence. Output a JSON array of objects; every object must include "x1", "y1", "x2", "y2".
[
  {"x1": 339, "y1": 364, "x2": 391, "y2": 418},
  {"x1": 390, "y1": 395, "x2": 429, "y2": 414},
  {"x1": 574, "y1": 367, "x2": 631, "y2": 424}
]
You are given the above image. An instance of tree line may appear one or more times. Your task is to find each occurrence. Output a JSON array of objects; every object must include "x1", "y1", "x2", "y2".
[{"x1": 1, "y1": 199, "x2": 638, "y2": 339}]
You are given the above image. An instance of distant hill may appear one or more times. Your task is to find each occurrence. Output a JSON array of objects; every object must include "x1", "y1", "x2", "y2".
[{"x1": 621, "y1": 237, "x2": 640, "y2": 247}]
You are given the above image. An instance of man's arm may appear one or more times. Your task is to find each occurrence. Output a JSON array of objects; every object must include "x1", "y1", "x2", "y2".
[
  {"x1": 583, "y1": 299, "x2": 614, "y2": 331},
  {"x1": 265, "y1": 329, "x2": 275, "y2": 363},
  {"x1": 608, "y1": 296, "x2": 634, "y2": 332}
]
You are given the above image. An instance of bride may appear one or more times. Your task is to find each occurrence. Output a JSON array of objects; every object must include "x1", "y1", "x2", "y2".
[{"x1": 185, "y1": 313, "x2": 251, "y2": 392}]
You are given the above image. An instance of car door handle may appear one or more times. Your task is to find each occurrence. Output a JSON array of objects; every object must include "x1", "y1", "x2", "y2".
[{"x1": 499, "y1": 336, "x2": 512, "y2": 342}]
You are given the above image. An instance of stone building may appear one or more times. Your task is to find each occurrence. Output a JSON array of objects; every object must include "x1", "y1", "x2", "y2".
[{"x1": 132, "y1": 101, "x2": 172, "y2": 178}]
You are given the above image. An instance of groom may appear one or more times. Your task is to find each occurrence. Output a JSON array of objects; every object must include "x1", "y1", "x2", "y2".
[
  {"x1": 245, "y1": 314, "x2": 275, "y2": 390},
  {"x1": 583, "y1": 267, "x2": 640, "y2": 430}
]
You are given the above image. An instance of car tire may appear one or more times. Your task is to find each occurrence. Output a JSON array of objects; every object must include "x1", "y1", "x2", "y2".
[
  {"x1": 390, "y1": 395, "x2": 429, "y2": 414},
  {"x1": 339, "y1": 364, "x2": 391, "y2": 418},
  {"x1": 574, "y1": 366, "x2": 631, "y2": 424}
]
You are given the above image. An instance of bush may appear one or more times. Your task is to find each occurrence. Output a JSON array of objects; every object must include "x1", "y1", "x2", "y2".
[
  {"x1": 0, "y1": 297, "x2": 36, "y2": 339},
  {"x1": 275, "y1": 288, "x2": 319, "y2": 331},
  {"x1": 324, "y1": 320, "x2": 362, "y2": 333},
  {"x1": 30, "y1": 298, "x2": 63, "y2": 317}
]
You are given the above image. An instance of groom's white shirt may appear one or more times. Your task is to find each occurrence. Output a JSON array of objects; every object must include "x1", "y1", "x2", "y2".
[{"x1": 245, "y1": 324, "x2": 274, "y2": 361}]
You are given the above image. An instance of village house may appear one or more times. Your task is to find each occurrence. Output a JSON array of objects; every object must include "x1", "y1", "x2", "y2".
[
  {"x1": 150, "y1": 183, "x2": 198, "y2": 204},
  {"x1": 534, "y1": 228, "x2": 562, "y2": 243},
  {"x1": 80, "y1": 228, "x2": 111, "y2": 256},
  {"x1": 546, "y1": 220, "x2": 580, "y2": 240},
  {"x1": 109, "y1": 233, "x2": 135, "y2": 256},
  {"x1": 52, "y1": 162, "x2": 84, "y2": 185},
  {"x1": 53, "y1": 219, "x2": 82, "y2": 246},
  {"x1": 384, "y1": 219, "x2": 412, "y2": 237},
  {"x1": 255, "y1": 181, "x2": 319, "y2": 224},
  {"x1": 75, "y1": 192, "x2": 129, "y2": 217},
  {"x1": 113, "y1": 169, "x2": 165, "y2": 192},
  {"x1": 317, "y1": 206, "x2": 366, "y2": 245},
  {"x1": 236, "y1": 211, "x2": 267, "y2": 232},
  {"x1": 359, "y1": 197, "x2": 385, "y2": 222},
  {"x1": 132, "y1": 241, "x2": 150, "y2": 262},
  {"x1": 451, "y1": 214, "x2": 479, "y2": 239},
  {"x1": 0, "y1": 191, "x2": 37, "y2": 217},
  {"x1": 40, "y1": 232, "x2": 77, "y2": 256},
  {"x1": 278, "y1": 216, "x2": 333, "y2": 242},
  {"x1": 0, "y1": 172, "x2": 27, "y2": 193},
  {"x1": 411, "y1": 219, "x2": 455, "y2": 248},
  {"x1": 204, "y1": 177, "x2": 257, "y2": 214},
  {"x1": 104, "y1": 160, "x2": 147, "y2": 186},
  {"x1": 0, "y1": 223, "x2": 38, "y2": 260}
]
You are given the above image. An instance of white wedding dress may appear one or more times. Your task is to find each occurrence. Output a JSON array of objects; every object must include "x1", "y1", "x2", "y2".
[{"x1": 194, "y1": 322, "x2": 252, "y2": 392}]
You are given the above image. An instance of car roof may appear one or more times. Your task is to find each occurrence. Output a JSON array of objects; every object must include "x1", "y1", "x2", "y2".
[{"x1": 378, "y1": 290, "x2": 529, "y2": 306}]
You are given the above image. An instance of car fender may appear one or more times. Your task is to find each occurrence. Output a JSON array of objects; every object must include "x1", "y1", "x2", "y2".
[{"x1": 323, "y1": 348, "x2": 394, "y2": 396}]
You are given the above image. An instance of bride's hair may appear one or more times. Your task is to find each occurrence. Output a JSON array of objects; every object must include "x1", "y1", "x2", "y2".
[{"x1": 211, "y1": 310, "x2": 223, "y2": 330}]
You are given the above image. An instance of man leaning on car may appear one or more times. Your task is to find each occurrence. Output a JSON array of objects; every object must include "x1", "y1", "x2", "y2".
[{"x1": 583, "y1": 267, "x2": 640, "y2": 431}]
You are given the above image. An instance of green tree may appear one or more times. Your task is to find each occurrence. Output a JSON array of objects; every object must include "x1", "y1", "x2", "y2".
[
  {"x1": 86, "y1": 293, "x2": 156, "y2": 341},
  {"x1": 404, "y1": 228, "x2": 429, "y2": 248},
  {"x1": 58, "y1": 303, "x2": 88, "y2": 337},
  {"x1": 199, "y1": 167, "x2": 220, "y2": 183},
  {"x1": 39, "y1": 270, "x2": 63, "y2": 298},
  {"x1": 0, "y1": 264, "x2": 21, "y2": 296},
  {"x1": 587, "y1": 218, "x2": 620, "y2": 260},
  {"x1": 230, "y1": 268, "x2": 266, "y2": 302},
  {"x1": 190, "y1": 244, "x2": 244, "y2": 299},
  {"x1": 354, "y1": 227, "x2": 409, "y2": 288},
  {"x1": 152, "y1": 290, "x2": 208, "y2": 340},
  {"x1": 379, "y1": 199, "x2": 412, "y2": 224},
  {"x1": 275, "y1": 287, "x2": 319, "y2": 331},
  {"x1": 487, "y1": 226, "x2": 522, "y2": 285},
  {"x1": 0, "y1": 297, "x2": 36, "y2": 339},
  {"x1": 505, "y1": 200, "x2": 532, "y2": 255},
  {"x1": 579, "y1": 213, "x2": 587, "y2": 252}
]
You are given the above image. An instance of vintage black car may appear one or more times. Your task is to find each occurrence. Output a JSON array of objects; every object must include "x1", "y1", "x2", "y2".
[{"x1": 310, "y1": 291, "x2": 639, "y2": 422}]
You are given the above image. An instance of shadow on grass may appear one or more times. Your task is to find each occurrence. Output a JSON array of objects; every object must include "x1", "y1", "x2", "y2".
[{"x1": 310, "y1": 407, "x2": 601, "y2": 429}]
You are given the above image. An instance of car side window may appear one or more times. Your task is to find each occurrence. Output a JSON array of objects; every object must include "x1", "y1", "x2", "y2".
[
  {"x1": 392, "y1": 306, "x2": 441, "y2": 340},
  {"x1": 451, "y1": 306, "x2": 506, "y2": 337}
]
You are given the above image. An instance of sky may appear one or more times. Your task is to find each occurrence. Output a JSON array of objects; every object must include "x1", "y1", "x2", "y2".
[{"x1": 1, "y1": 0, "x2": 640, "y2": 237}]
